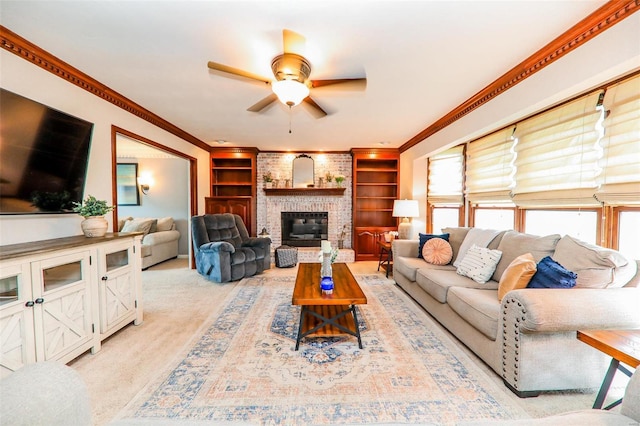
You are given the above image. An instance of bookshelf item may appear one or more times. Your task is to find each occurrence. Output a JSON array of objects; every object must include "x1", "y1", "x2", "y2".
[
  {"x1": 207, "y1": 148, "x2": 258, "y2": 235},
  {"x1": 351, "y1": 148, "x2": 400, "y2": 261}
]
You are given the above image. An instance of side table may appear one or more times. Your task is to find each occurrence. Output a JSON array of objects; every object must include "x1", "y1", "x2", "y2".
[
  {"x1": 377, "y1": 240, "x2": 393, "y2": 278},
  {"x1": 577, "y1": 329, "x2": 640, "y2": 410}
]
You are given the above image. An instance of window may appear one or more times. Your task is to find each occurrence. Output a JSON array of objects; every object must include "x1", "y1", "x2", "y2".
[
  {"x1": 431, "y1": 207, "x2": 461, "y2": 234},
  {"x1": 617, "y1": 209, "x2": 640, "y2": 260},
  {"x1": 473, "y1": 207, "x2": 515, "y2": 230},
  {"x1": 427, "y1": 146, "x2": 464, "y2": 232},
  {"x1": 524, "y1": 210, "x2": 598, "y2": 244}
]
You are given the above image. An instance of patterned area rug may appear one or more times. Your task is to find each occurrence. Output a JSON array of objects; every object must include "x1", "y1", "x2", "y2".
[{"x1": 116, "y1": 274, "x2": 528, "y2": 424}]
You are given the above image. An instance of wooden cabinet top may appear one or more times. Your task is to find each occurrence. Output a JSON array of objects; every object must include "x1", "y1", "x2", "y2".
[{"x1": 0, "y1": 233, "x2": 142, "y2": 261}]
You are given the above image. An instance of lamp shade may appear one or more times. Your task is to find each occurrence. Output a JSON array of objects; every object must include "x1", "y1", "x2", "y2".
[
  {"x1": 272, "y1": 80, "x2": 310, "y2": 106},
  {"x1": 392, "y1": 199, "x2": 419, "y2": 218}
]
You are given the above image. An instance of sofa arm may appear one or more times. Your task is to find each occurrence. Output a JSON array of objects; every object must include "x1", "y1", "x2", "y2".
[
  {"x1": 1, "y1": 361, "x2": 92, "y2": 425},
  {"x1": 392, "y1": 239, "x2": 419, "y2": 258},
  {"x1": 504, "y1": 288, "x2": 640, "y2": 333},
  {"x1": 199, "y1": 241, "x2": 235, "y2": 253},
  {"x1": 142, "y1": 230, "x2": 180, "y2": 245}
]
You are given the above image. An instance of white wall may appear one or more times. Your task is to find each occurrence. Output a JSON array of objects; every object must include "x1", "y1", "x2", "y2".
[
  {"x1": 117, "y1": 158, "x2": 190, "y2": 255},
  {"x1": 400, "y1": 14, "x2": 640, "y2": 234},
  {"x1": 0, "y1": 50, "x2": 211, "y2": 246}
]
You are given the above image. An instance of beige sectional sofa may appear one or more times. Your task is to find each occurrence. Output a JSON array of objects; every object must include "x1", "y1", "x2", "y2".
[
  {"x1": 393, "y1": 227, "x2": 640, "y2": 397},
  {"x1": 119, "y1": 216, "x2": 181, "y2": 269}
]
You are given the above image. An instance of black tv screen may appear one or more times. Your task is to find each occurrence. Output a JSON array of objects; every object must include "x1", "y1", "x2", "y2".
[{"x1": 0, "y1": 89, "x2": 93, "y2": 214}]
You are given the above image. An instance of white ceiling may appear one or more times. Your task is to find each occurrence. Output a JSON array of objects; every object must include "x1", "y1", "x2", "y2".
[{"x1": 0, "y1": 1, "x2": 607, "y2": 152}]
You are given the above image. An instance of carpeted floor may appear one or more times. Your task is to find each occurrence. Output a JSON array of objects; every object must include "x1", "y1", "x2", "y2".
[
  {"x1": 113, "y1": 273, "x2": 528, "y2": 424},
  {"x1": 71, "y1": 259, "x2": 625, "y2": 425}
]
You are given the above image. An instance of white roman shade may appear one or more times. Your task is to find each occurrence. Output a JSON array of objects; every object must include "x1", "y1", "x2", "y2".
[
  {"x1": 596, "y1": 74, "x2": 640, "y2": 205},
  {"x1": 512, "y1": 91, "x2": 604, "y2": 207},
  {"x1": 427, "y1": 146, "x2": 464, "y2": 205},
  {"x1": 465, "y1": 126, "x2": 516, "y2": 204}
]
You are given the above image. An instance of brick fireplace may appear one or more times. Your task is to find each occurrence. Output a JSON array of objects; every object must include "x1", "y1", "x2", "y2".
[{"x1": 256, "y1": 152, "x2": 353, "y2": 261}]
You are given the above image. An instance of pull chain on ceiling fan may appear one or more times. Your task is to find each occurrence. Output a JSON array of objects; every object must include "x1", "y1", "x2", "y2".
[{"x1": 207, "y1": 29, "x2": 366, "y2": 118}]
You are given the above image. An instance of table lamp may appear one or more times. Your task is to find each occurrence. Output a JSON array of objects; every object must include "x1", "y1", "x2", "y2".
[{"x1": 392, "y1": 199, "x2": 419, "y2": 240}]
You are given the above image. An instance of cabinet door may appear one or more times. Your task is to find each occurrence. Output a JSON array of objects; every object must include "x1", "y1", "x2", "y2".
[
  {"x1": 0, "y1": 262, "x2": 35, "y2": 377},
  {"x1": 205, "y1": 197, "x2": 253, "y2": 235},
  {"x1": 354, "y1": 227, "x2": 395, "y2": 261},
  {"x1": 98, "y1": 241, "x2": 136, "y2": 336},
  {"x1": 31, "y1": 251, "x2": 94, "y2": 362}
]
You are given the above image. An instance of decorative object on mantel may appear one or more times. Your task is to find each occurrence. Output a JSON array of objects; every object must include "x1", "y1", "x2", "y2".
[
  {"x1": 263, "y1": 187, "x2": 346, "y2": 196},
  {"x1": 392, "y1": 199, "x2": 419, "y2": 240},
  {"x1": 325, "y1": 172, "x2": 334, "y2": 186},
  {"x1": 334, "y1": 175, "x2": 345, "y2": 188},
  {"x1": 263, "y1": 171, "x2": 273, "y2": 188},
  {"x1": 258, "y1": 228, "x2": 271, "y2": 239},
  {"x1": 72, "y1": 195, "x2": 114, "y2": 237}
]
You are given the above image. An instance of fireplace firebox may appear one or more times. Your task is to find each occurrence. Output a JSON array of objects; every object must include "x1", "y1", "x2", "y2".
[{"x1": 281, "y1": 212, "x2": 328, "y2": 247}]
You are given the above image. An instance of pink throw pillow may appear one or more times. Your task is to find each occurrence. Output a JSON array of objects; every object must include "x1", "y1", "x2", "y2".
[{"x1": 422, "y1": 237, "x2": 453, "y2": 265}]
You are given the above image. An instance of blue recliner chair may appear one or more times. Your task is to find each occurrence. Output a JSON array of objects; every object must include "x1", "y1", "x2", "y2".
[{"x1": 191, "y1": 213, "x2": 271, "y2": 282}]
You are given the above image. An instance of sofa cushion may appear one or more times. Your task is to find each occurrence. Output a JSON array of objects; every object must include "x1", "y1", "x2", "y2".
[
  {"x1": 121, "y1": 218, "x2": 156, "y2": 237},
  {"x1": 553, "y1": 235, "x2": 637, "y2": 289},
  {"x1": 528, "y1": 256, "x2": 577, "y2": 289},
  {"x1": 448, "y1": 287, "x2": 500, "y2": 341},
  {"x1": 156, "y1": 216, "x2": 175, "y2": 232},
  {"x1": 416, "y1": 268, "x2": 495, "y2": 303},
  {"x1": 453, "y1": 228, "x2": 503, "y2": 267},
  {"x1": 441, "y1": 227, "x2": 471, "y2": 265},
  {"x1": 418, "y1": 233, "x2": 449, "y2": 259},
  {"x1": 422, "y1": 238, "x2": 453, "y2": 265},
  {"x1": 492, "y1": 231, "x2": 561, "y2": 282},
  {"x1": 498, "y1": 253, "x2": 537, "y2": 301},
  {"x1": 394, "y1": 256, "x2": 429, "y2": 282},
  {"x1": 456, "y1": 245, "x2": 503, "y2": 284}
]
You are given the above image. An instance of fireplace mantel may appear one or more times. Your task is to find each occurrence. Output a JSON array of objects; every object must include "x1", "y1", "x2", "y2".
[{"x1": 263, "y1": 188, "x2": 346, "y2": 196}]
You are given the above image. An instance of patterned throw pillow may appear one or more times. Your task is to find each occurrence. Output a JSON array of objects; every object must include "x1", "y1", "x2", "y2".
[
  {"x1": 422, "y1": 237, "x2": 453, "y2": 265},
  {"x1": 418, "y1": 233, "x2": 449, "y2": 259},
  {"x1": 498, "y1": 253, "x2": 537, "y2": 301},
  {"x1": 527, "y1": 256, "x2": 577, "y2": 289},
  {"x1": 456, "y1": 244, "x2": 503, "y2": 284},
  {"x1": 121, "y1": 218, "x2": 156, "y2": 237}
]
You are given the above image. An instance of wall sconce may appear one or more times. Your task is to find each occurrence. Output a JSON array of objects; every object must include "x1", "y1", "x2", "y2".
[
  {"x1": 392, "y1": 199, "x2": 419, "y2": 240},
  {"x1": 137, "y1": 173, "x2": 153, "y2": 195}
]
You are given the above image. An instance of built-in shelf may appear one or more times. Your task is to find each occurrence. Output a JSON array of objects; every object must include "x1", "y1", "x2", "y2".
[{"x1": 263, "y1": 187, "x2": 346, "y2": 196}]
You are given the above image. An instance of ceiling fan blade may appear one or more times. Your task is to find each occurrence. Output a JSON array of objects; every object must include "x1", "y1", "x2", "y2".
[
  {"x1": 282, "y1": 29, "x2": 306, "y2": 55},
  {"x1": 207, "y1": 61, "x2": 271, "y2": 85},
  {"x1": 302, "y1": 97, "x2": 327, "y2": 118},
  {"x1": 310, "y1": 78, "x2": 367, "y2": 90},
  {"x1": 247, "y1": 93, "x2": 278, "y2": 112}
]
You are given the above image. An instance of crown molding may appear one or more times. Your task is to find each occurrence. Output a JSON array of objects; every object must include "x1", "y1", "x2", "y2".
[
  {"x1": 399, "y1": 0, "x2": 640, "y2": 153},
  {"x1": 0, "y1": 25, "x2": 211, "y2": 152}
]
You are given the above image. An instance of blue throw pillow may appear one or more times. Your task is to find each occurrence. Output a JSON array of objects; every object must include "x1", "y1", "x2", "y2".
[
  {"x1": 527, "y1": 256, "x2": 577, "y2": 289},
  {"x1": 418, "y1": 233, "x2": 449, "y2": 259}
]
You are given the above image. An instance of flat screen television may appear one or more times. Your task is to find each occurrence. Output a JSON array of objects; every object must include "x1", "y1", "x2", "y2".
[{"x1": 0, "y1": 88, "x2": 94, "y2": 214}]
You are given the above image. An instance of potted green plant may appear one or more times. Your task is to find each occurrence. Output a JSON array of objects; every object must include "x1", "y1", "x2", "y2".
[
  {"x1": 334, "y1": 175, "x2": 345, "y2": 188},
  {"x1": 325, "y1": 172, "x2": 334, "y2": 187},
  {"x1": 72, "y1": 195, "x2": 114, "y2": 237},
  {"x1": 263, "y1": 171, "x2": 273, "y2": 188}
]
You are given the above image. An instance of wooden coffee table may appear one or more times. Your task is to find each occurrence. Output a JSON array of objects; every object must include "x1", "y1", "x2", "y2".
[
  {"x1": 292, "y1": 262, "x2": 367, "y2": 350},
  {"x1": 577, "y1": 329, "x2": 640, "y2": 409}
]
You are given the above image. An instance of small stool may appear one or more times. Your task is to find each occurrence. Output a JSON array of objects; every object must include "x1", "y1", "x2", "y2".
[
  {"x1": 275, "y1": 245, "x2": 298, "y2": 268},
  {"x1": 377, "y1": 240, "x2": 393, "y2": 277}
]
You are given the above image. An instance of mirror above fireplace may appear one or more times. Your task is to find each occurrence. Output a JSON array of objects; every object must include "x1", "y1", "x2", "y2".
[{"x1": 292, "y1": 154, "x2": 314, "y2": 188}]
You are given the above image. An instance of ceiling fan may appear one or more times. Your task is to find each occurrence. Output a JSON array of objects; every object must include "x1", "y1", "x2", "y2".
[{"x1": 207, "y1": 29, "x2": 366, "y2": 118}]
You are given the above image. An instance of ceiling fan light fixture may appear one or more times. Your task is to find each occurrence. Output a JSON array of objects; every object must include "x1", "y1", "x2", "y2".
[{"x1": 272, "y1": 80, "x2": 310, "y2": 107}]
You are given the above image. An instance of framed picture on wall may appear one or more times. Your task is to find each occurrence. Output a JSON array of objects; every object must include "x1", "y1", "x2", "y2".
[{"x1": 117, "y1": 163, "x2": 140, "y2": 206}]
